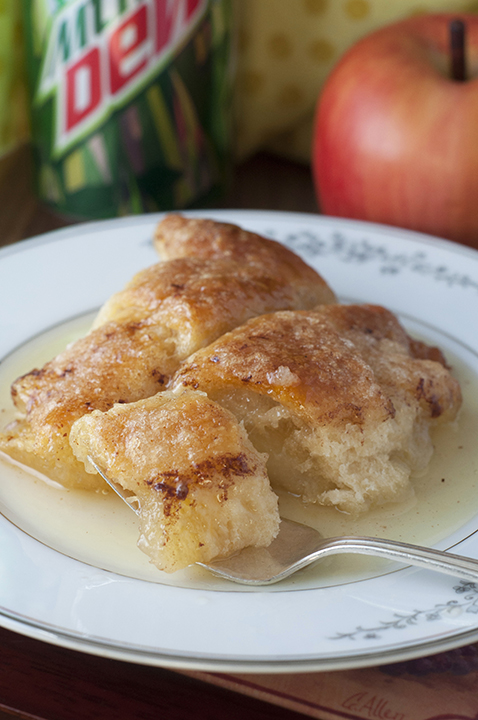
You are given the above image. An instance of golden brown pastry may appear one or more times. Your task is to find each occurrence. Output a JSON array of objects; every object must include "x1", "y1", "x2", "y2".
[
  {"x1": 69, "y1": 390, "x2": 280, "y2": 572},
  {"x1": 153, "y1": 214, "x2": 334, "y2": 310},
  {"x1": 0, "y1": 218, "x2": 334, "y2": 489},
  {"x1": 92, "y1": 254, "x2": 334, "y2": 351},
  {"x1": 172, "y1": 304, "x2": 462, "y2": 514},
  {"x1": 0, "y1": 321, "x2": 175, "y2": 489}
]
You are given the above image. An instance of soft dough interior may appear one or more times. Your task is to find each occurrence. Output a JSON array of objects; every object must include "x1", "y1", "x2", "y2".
[{"x1": 204, "y1": 387, "x2": 434, "y2": 513}]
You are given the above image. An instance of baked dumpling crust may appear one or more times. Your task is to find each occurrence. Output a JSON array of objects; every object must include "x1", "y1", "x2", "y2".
[
  {"x1": 172, "y1": 304, "x2": 462, "y2": 513},
  {"x1": 92, "y1": 255, "x2": 333, "y2": 359},
  {"x1": 0, "y1": 321, "x2": 175, "y2": 488},
  {"x1": 154, "y1": 214, "x2": 335, "y2": 309},
  {"x1": 69, "y1": 390, "x2": 280, "y2": 572}
]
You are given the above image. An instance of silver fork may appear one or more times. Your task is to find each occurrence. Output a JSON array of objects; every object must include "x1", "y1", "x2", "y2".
[{"x1": 89, "y1": 457, "x2": 478, "y2": 586}]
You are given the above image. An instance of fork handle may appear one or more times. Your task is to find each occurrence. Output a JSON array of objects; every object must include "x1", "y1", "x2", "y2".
[{"x1": 322, "y1": 536, "x2": 478, "y2": 581}]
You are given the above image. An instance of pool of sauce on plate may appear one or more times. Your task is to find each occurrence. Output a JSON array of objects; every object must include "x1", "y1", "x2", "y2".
[{"x1": 0, "y1": 312, "x2": 477, "y2": 592}]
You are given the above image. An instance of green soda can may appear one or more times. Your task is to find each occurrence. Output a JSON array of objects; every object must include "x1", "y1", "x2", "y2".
[{"x1": 22, "y1": 0, "x2": 234, "y2": 219}]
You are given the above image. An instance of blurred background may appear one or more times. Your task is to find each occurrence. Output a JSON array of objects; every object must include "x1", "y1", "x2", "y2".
[{"x1": 1, "y1": 0, "x2": 478, "y2": 242}]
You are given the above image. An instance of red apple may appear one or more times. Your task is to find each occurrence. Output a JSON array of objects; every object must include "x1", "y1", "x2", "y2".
[{"x1": 312, "y1": 14, "x2": 478, "y2": 248}]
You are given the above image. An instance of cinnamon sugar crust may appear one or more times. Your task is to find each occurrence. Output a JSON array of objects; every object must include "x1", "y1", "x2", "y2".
[{"x1": 154, "y1": 214, "x2": 335, "y2": 309}]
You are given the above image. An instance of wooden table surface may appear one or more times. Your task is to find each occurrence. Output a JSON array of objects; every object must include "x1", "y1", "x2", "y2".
[{"x1": 0, "y1": 145, "x2": 320, "y2": 720}]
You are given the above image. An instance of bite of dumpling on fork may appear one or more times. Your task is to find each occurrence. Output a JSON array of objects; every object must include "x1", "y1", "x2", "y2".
[{"x1": 0, "y1": 216, "x2": 462, "y2": 575}]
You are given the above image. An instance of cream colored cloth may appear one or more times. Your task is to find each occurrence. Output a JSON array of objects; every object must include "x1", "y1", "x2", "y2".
[{"x1": 233, "y1": 0, "x2": 478, "y2": 163}]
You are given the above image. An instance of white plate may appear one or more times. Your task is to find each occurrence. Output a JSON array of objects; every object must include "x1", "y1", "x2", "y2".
[{"x1": 1, "y1": 210, "x2": 478, "y2": 673}]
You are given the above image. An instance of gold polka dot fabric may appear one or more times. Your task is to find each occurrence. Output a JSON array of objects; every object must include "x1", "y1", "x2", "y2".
[
  {"x1": 0, "y1": 0, "x2": 29, "y2": 158},
  {"x1": 234, "y1": 0, "x2": 478, "y2": 162}
]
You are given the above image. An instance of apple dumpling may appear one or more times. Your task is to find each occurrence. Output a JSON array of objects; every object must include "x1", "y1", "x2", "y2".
[
  {"x1": 0, "y1": 216, "x2": 334, "y2": 489},
  {"x1": 69, "y1": 389, "x2": 280, "y2": 573},
  {"x1": 171, "y1": 304, "x2": 462, "y2": 514}
]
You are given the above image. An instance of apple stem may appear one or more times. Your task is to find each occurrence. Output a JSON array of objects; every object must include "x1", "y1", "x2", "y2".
[{"x1": 450, "y1": 18, "x2": 467, "y2": 81}]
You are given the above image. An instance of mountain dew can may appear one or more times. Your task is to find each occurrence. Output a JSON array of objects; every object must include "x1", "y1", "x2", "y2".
[{"x1": 22, "y1": 0, "x2": 233, "y2": 219}]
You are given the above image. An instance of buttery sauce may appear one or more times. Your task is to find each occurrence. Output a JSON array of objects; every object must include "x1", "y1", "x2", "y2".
[{"x1": 0, "y1": 312, "x2": 477, "y2": 593}]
